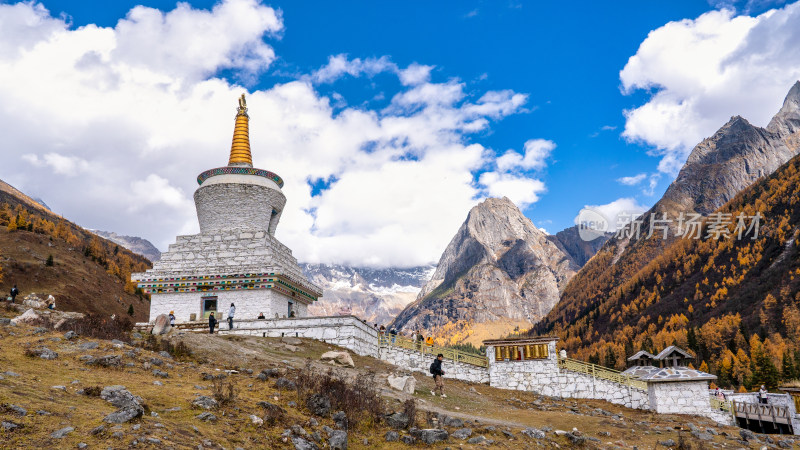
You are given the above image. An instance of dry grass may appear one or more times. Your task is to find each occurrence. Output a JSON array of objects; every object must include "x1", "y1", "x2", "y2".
[{"x1": 0, "y1": 323, "x2": 763, "y2": 449}]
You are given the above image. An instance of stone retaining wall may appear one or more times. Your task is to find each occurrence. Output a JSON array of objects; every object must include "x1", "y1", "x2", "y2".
[
  {"x1": 378, "y1": 345, "x2": 489, "y2": 384},
  {"x1": 218, "y1": 315, "x2": 380, "y2": 358},
  {"x1": 486, "y1": 345, "x2": 649, "y2": 410}
]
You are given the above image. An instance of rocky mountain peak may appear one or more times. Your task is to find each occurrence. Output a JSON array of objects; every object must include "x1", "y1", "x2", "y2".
[
  {"x1": 767, "y1": 80, "x2": 800, "y2": 135},
  {"x1": 389, "y1": 197, "x2": 577, "y2": 345}
]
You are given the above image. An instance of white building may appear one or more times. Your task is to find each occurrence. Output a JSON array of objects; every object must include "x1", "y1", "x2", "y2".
[{"x1": 132, "y1": 95, "x2": 322, "y2": 323}]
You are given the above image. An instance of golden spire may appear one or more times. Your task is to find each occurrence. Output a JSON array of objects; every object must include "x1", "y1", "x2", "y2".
[{"x1": 228, "y1": 94, "x2": 253, "y2": 166}]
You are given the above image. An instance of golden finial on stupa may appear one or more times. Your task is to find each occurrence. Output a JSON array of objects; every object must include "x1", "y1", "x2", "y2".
[{"x1": 228, "y1": 94, "x2": 253, "y2": 166}]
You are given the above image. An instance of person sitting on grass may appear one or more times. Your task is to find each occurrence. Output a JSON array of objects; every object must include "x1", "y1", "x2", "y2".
[{"x1": 429, "y1": 353, "x2": 446, "y2": 398}]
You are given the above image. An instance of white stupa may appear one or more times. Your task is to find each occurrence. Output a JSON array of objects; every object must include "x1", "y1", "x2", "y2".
[{"x1": 132, "y1": 95, "x2": 322, "y2": 323}]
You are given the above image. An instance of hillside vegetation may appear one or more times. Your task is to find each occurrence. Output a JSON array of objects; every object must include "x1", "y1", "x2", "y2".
[
  {"x1": 535, "y1": 154, "x2": 800, "y2": 390},
  {"x1": 0, "y1": 179, "x2": 151, "y2": 321}
]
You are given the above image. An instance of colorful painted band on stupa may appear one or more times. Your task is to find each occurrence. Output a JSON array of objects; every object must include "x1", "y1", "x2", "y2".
[
  {"x1": 197, "y1": 167, "x2": 284, "y2": 188},
  {"x1": 136, "y1": 272, "x2": 319, "y2": 302}
]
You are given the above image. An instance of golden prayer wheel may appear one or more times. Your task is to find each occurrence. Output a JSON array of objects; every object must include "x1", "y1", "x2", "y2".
[
  {"x1": 541, "y1": 344, "x2": 549, "y2": 358},
  {"x1": 495, "y1": 346, "x2": 503, "y2": 361},
  {"x1": 524, "y1": 345, "x2": 533, "y2": 359}
]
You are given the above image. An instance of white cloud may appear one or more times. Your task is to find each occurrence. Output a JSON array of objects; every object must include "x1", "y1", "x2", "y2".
[
  {"x1": 478, "y1": 172, "x2": 546, "y2": 208},
  {"x1": 577, "y1": 197, "x2": 649, "y2": 232},
  {"x1": 0, "y1": 1, "x2": 549, "y2": 268},
  {"x1": 620, "y1": 3, "x2": 800, "y2": 174},
  {"x1": 616, "y1": 173, "x2": 647, "y2": 186},
  {"x1": 496, "y1": 139, "x2": 555, "y2": 172}
]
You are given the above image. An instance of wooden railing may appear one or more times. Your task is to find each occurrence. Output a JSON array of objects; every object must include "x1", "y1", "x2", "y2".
[
  {"x1": 733, "y1": 401, "x2": 793, "y2": 425},
  {"x1": 378, "y1": 335, "x2": 488, "y2": 368},
  {"x1": 558, "y1": 357, "x2": 648, "y2": 391}
]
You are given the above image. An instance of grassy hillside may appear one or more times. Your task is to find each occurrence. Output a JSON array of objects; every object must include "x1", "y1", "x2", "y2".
[
  {"x1": 0, "y1": 179, "x2": 151, "y2": 322},
  {"x1": 535, "y1": 154, "x2": 800, "y2": 390},
  {"x1": 0, "y1": 304, "x2": 771, "y2": 449}
]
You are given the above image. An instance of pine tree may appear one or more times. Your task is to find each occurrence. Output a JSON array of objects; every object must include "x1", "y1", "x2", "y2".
[
  {"x1": 46, "y1": 255, "x2": 54, "y2": 267},
  {"x1": 782, "y1": 352, "x2": 796, "y2": 381},
  {"x1": 127, "y1": 304, "x2": 134, "y2": 316}
]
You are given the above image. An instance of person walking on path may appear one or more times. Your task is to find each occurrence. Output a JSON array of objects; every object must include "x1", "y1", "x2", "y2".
[
  {"x1": 389, "y1": 328, "x2": 397, "y2": 345},
  {"x1": 208, "y1": 312, "x2": 217, "y2": 334},
  {"x1": 227, "y1": 303, "x2": 235, "y2": 330},
  {"x1": 430, "y1": 353, "x2": 446, "y2": 397},
  {"x1": 169, "y1": 311, "x2": 176, "y2": 327},
  {"x1": 9, "y1": 285, "x2": 19, "y2": 303}
]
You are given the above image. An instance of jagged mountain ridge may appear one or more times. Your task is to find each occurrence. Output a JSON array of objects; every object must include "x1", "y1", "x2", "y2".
[
  {"x1": 91, "y1": 230, "x2": 162, "y2": 263},
  {"x1": 548, "y1": 225, "x2": 612, "y2": 267},
  {"x1": 301, "y1": 263, "x2": 433, "y2": 325},
  {"x1": 535, "y1": 81, "x2": 800, "y2": 373},
  {"x1": 390, "y1": 197, "x2": 578, "y2": 345}
]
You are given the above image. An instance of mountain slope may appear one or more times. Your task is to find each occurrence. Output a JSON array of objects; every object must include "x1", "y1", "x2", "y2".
[
  {"x1": 301, "y1": 263, "x2": 433, "y2": 325},
  {"x1": 0, "y1": 178, "x2": 152, "y2": 321},
  {"x1": 91, "y1": 230, "x2": 162, "y2": 262},
  {"x1": 391, "y1": 197, "x2": 577, "y2": 345},
  {"x1": 539, "y1": 81, "x2": 800, "y2": 338},
  {"x1": 548, "y1": 225, "x2": 611, "y2": 267},
  {"x1": 532, "y1": 82, "x2": 800, "y2": 388}
]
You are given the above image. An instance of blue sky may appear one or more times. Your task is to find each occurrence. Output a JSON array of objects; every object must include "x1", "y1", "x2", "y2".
[{"x1": 1, "y1": 0, "x2": 798, "y2": 266}]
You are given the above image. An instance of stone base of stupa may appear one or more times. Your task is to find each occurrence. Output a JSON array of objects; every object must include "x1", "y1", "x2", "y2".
[{"x1": 133, "y1": 229, "x2": 321, "y2": 323}]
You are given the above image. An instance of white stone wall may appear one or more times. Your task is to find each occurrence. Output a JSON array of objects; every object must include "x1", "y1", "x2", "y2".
[
  {"x1": 150, "y1": 290, "x2": 308, "y2": 324},
  {"x1": 486, "y1": 344, "x2": 649, "y2": 410},
  {"x1": 378, "y1": 345, "x2": 489, "y2": 384},
  {"x1": 648, "y1": 380, "x2": 734, "y2": 425},
  {"x1": 220, "y1": 315, "x2": 380, "y2": 358},
  {"x1": 194, "y1": 182, "x2": 286, "y2": 235}
]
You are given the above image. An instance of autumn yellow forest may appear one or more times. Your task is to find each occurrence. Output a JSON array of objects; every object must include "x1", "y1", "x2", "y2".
[{"x1": 536, "y1": 153, "x2": 800, "y2": 390}]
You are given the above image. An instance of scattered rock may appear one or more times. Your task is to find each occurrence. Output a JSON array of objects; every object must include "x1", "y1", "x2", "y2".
[
  {"x1": 192, "y1": 396, "x2": 219, "y2": 410},
  {"x1": 275, "y1": 377, "x2": 297, "y2": 390},
  {"x1": 145, "y1": 437, "x2": 161, "y2": 444},
  {"x1": 467, "y1": 435, "x2": 486, "y2": 444},
  {"x1": 691, "y1": 430, "x2": 713, "y2": 441},
  {"x1": 319, "y1": 351, "x2": 355, "y2": 368},
  {"x1": 159, "y1": 351, "x2": 172, "y2": 360},
  {"x1": 385, "y1": 431, "x2": 399, "y2": 442},
  {"x1": 777, "y1": 440, "x2": 792, "y2": 449},
  {"x1": 740, "y1": 429, "x2": 756, "y2": 441},
  {"x1": 250, "y1": 414, "x2": 264, "y2": 425},
  {"x1": 452, "y1": 428, "x2": 473, "y2": 439},
  {"x1": 502, "y1": 430, "x2": 514, "y2": 439},
  {"x1": 291, "y1": 436, "x2": 318, "y2": 450},
  {"x1": 306, "y1": 394, "x2": 331, "y2": 417},
  {"x1": 152, "y1": 369, "x2": 169, "y2": 378},
  {"x1": 131, "y1": 332, "x2": 143, "y2": 340},
  {"x1": 196, "y1": 412, "x2": 217, "y2": 422},
  {"x1": 0, "y1": 318, "x2": 12, "y2": 326},
  {"x1": 28, "y1": 347, "x2": 58, "y2": 360},
  {"x1": 659, "y1": 439, "x2": 676, "y2": 447},
  {"x1": 111, "y1": 339, "x2": 126, "y2": 348},
  {"x1": 100, "y1": 386, "x2": 144, "y2": 424},
  {"x1": 86, "y1": 355, "x2": 121, "y2": 367},
  {"x1": 387, "y1": 374, "x2": 416, "y2": 394},
  {"x1": 4, "y1": 371, "x2": 20, "y2": 377},
  {"x1": 521, "y1": 428, "x2": 546, "y2": 439},
  {"x1": 50, "y1": 426, "x2": 74, "y2": 438},
  {"x1": 11, "y1": 309, "x2": 40, "y2": 325},
  {"x1": 90, "y1": 425, "x2": 105, "y2": 435},
  {"x1": 77, "y1": 443, "x2": 87, "y2": 449},
  {"x1": 6, "y1": 405, "x2": 27, "y2": 416},
  {"x1": 63, "y1": 331, "x2": 77, "y2": 340},
  {"x1": 410, "y1": 428, "x2": 448, "y2": 445},
  {"x1": 150, "y1": 358, "x2": 163, "y2": 366},
  {"x1": 443, "y1": 416, "x2": 464, "y2": 428},
  {"x1": 151, "y1": 314, "x2": 171, "y2": 335},
  {"x1": 386, "y1": 412, "x2": 411, "y2": 429},
  {"x1": 51, "y1": 385, "x2": 66, "y2": 391},
  {"x1": 400, "y1": 435, "x2": 416, "y2": 444},
  {"x1": 153, "y1": 381, "x2": 163, "y2": 386},
  {"x1": 567, "y1": 432, "x2": 586, "y2": 445},
  {"x1": 1, "y1": 421, "x2": 20, "y2": 431},
  {"x1": 292, "y1": 425, "x2": 308, "y2": 436},
  {"x1": 79, "y1": 342, "x2": 99, "y2": 350},
  {"x1": 333, "y1": 411, "x2": 348, "y2": 430},
  {"x1": 282, "y1": 336, "x2": 303, "y2": 345},
  {"x1": 329, "y1": 430, "x2": 347, "y2": 450}
]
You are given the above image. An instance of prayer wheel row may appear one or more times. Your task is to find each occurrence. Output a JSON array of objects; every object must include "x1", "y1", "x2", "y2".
[{"x1": 494, "y1": 343, "x2": 549, "y2": 361}]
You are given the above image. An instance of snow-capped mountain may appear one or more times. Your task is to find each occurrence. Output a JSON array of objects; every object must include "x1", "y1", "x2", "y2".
[{"x1": 300, "y1": 263, "x2": 435, "y2": 326}]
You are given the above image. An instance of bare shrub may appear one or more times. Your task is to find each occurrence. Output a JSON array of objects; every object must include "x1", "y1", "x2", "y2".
[
  {"x1": 401, "y1": 399, "x2": 417, "y2": 429},
  {"x1": 52, "y1": 314, "x2": 133, "y2": 342},
  {"x1": 295, "y1": 360, "x2": 384, "y2": 428},
  {"x1": 83, "y1": 386, "x2": 101, "y2": 397},
  {"x1": 139, "y1": 334, "x2": 192, "y2": 360},
  {"x1": 211, "y1": 378, "x2": 237, "y2": 406}
]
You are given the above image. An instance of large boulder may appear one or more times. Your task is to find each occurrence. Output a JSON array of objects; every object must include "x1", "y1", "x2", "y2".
[
  {"x1": 386, "y1": 412, "x2": 411, "y2": 429},
  {"x1": 320, "y1": 351, "x2": 354, "y2": 368},
  {"x1": 281, "y1": 336, "x2": 303, "y2": 345},
  {"x1": 387, "y1": 374, "x2": 416, "y2": 394},
  {"x1": 306, "y1": 394, "x2": 331, "y2": 417},
  {"x1": 22, "y1": 299, "x2": 46, "y2": 309},
  {"x1": 410, "y1": 428, "x2": 448, "y2": 445},
  {"x1": 11, "y1": 309, "x2": 40, "y2": 325},
  {"x1": 151, "y1": 314, "x2": 171, "y2": 335},
  {"x1": 100, "y1": 386, "x2": 144, "y2": 424}
]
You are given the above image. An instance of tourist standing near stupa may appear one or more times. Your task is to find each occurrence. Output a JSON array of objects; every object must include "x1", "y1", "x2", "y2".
[{"x1": 132, "y1": 95, "x2": 322, "y2": 324}]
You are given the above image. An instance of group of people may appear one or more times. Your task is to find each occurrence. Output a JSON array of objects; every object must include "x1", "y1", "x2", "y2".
[
  {"x1": 7, "y1": 284, "x2": 55, "y2": 310},
  {"x1": 207, "y1": 303, "x2": 236, "y2": 334}
]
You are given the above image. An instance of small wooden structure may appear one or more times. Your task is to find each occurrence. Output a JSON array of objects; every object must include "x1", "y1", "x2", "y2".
[
  {"x1": 627, "y1": 350, "x2": 656, "y2": 367},
  {"x1": 654, "y1": 346, "x2": 694, "y2": 368}
]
